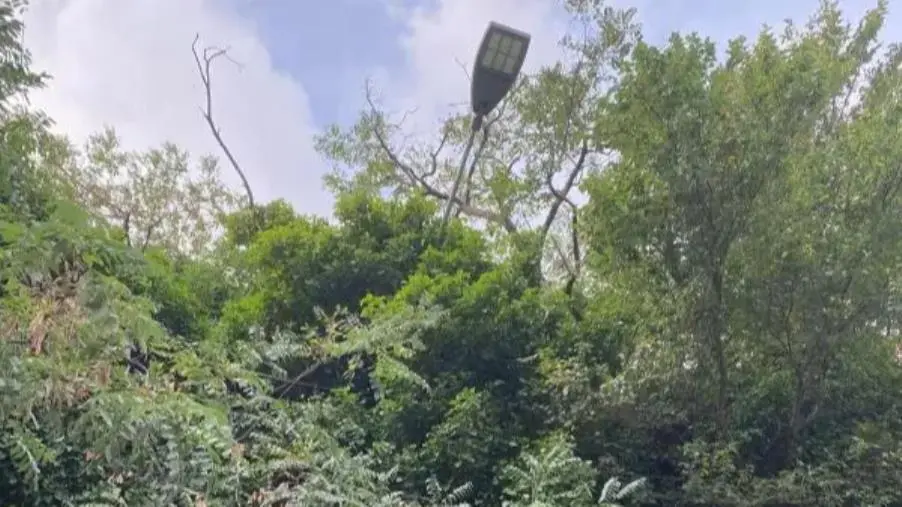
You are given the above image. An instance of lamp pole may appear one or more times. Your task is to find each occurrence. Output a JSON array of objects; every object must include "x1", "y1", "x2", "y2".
[{"x1": 441, "y1": 22, "x2": 531, "y2": 225}]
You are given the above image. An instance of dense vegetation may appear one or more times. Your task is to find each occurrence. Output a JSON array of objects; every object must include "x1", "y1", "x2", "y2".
[{"x1": 2, "y1": 1, "x2": 902, "y2": 505}]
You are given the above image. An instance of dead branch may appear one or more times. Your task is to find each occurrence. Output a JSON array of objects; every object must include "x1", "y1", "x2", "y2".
[
  {"x1": 425, "y1": 129, "x2": 450, "y2": 179},
  {"x1": 192, "y1": 33, "x2": 259, "y2": 226},
  {"x1": 364, "y1": 84, "x2": 517, "y2": 233},
  {"x1": 454, "y1": 57, "x2": 472, "y2": 83},
  {"x1": 275, "y1": 361, "x2": 324, "y2": 398}
]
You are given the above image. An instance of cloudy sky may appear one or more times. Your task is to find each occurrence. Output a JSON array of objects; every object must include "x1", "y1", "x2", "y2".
[{"x1": 22, "y1": 0, "x2": 900, "y2": 217}]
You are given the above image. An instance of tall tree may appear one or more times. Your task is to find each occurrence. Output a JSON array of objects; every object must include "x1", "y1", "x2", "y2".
[
  {"x1": 579, "y1": 1, "x2": 902, "y2": 502},
  {"x1": 59, "y1": 127, "x2": 243, "y2": 256},
  {"x1": 316, "y1": 3, "x2": 640, "y2": 289}
]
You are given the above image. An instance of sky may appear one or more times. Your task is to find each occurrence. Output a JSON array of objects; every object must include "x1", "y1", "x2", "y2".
[{"x1": 21, "y1": 0, "x2": 900, "y2": 218}]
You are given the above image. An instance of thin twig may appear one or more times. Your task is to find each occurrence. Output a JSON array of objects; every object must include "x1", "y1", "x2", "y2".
[
  {"x1": 364, "y1": 82, "x2": 516, "y2": 232},
  {"x1": 191, "y1": 34, "x2": 260, "y2": 228}
]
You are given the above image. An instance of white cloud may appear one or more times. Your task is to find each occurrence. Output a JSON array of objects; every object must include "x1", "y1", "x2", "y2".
[
  {"x1": 373, "y1": 0, "x2": 902, "y2": 230},
  {"x1": 25, "y1": 0, "x2": 892, "y2": 223},
  {"x1": 381, "y1": 0, "x2": 902, "y2": 131},
  {"x1": 378, "y1": 0, "x2": 570, "y2": 134},
  {"x1": 22, "y1": 0, "x2": 331, "y2": 216}
]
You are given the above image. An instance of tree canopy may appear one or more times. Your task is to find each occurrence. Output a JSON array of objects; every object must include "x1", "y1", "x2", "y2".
[{"x1": 2, "y1": 1, "x2": 902, "y2": 505}]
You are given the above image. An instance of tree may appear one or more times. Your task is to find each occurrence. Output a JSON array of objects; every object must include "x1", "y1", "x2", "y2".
[
  {"x1": 0, "y1": 0, "x2": 55, "y2": 222},
  {"x1": 577, "y1": 1, "x2": 902, "y2": 503},
  {"x1": 59, "y1": 127, "x2": 243, "y2": 256},
  {"x1": 315, "y1": 3, "x2": 640, "y2": 290},
  {"x1": 4, "y1": 0, "x2": 902, "y2": 505}
]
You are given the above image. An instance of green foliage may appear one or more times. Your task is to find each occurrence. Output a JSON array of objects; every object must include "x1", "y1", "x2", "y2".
[
  {"x1": 4, "y1": 1, "x2": 902, "y2": 506},
  {"x1": 500, "y1": 432, "x2": 597, "y2": 506}
]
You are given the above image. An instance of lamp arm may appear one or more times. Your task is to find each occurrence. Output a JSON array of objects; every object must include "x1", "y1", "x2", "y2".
[{"x1": 441, "y1": 113, "x2": 485, "y2": 225}]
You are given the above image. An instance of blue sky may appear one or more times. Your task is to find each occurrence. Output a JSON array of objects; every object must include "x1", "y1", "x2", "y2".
[
  {"x1": 21, "y1": 0, "x2": 901, "y2": 217},
  {"x1": 231, "y1": 0, "x2": 412, "y2": 127},
  {"x1": 237, "y1": 0, "x2": 896, "y2": 129}
]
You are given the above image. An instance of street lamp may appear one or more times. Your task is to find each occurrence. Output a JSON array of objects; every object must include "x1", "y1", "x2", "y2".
[
  {"x1": 471, "y1": 22, "x2": 531, "y2": 119},
  {"x1": 442, "y1": 21, "x2": 531, "y2": 225}
]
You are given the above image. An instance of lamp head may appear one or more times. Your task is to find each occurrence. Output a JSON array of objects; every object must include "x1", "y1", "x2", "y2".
[{"x1": 471, "y1": 22, "x2": 531, "y2": 117}]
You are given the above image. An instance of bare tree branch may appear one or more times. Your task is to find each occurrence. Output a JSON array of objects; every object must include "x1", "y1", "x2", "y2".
[
  {"x1": 540, "y1": 143, "x2": 586, "y2": 295},
  {"x1": 541, "y1": 140, "x2": 588, "y2": 239},
  {"x1": 454, "y1": 57, "x2": 472, "y2": 83},
  {"x1": 530, "y1": 55, "x2": 595, "y2": 289},
  {"x1": 425, "y1": 129, "x2": 450, "y2": 179},
  {"x1": 275, "y1": 361, "x2": 324, "y2": 398},
  {"x1": 192, "y1": 33, "x2": 259, "y2": 227},
  {"x1": 364, "y1": 83, "x2": 517, "y2": 233}
]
